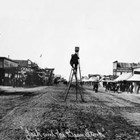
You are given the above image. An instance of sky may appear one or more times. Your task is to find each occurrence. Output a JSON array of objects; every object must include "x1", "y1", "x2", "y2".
[{"x1": 0, "y1": 0, "x2": 140, "y2": 79}]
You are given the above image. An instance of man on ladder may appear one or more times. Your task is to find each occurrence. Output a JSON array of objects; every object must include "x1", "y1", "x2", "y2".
[
  {"x1": 64, "y1": 47, "x2": 84, "y2": 102},
  {"x1": 70, "y1": 52, "x2": 79, "y2": 72}
]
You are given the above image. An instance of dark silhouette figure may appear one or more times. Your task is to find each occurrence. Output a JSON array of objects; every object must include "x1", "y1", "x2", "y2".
[
  {"x1": 70, "y1": 53, "x2": 79, "y2": 71},
  {"x1": 93, "y1": 82, "x2": 99, "y2": 92}
]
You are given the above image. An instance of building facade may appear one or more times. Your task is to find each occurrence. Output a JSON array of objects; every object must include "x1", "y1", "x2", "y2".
[
  {"x1": 113, "y1": 61, "x2": 140, "y2": 76},
  {"x1": 0, "y1": 57, "x2": 55, "y2": 86},
  {"x1": 13, "y1": 60, "x2": 55, "y2": 86},
  {"x1": 0, "y1": 57, "x2": 19, "y2": 85}
]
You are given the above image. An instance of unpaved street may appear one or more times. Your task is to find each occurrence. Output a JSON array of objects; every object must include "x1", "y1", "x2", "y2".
[
  {"x1": 0, "y1": 84, "x2": 140, "y2": 139},
  {"x1": 85, "y1": 86, "x2": 140, "y2": 126}
]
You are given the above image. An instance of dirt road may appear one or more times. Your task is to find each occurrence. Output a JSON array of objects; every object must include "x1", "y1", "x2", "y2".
[
  {"x1": 86, "y1": 86, "x2": 140, "y2": 126},
  {"x1": 0, "y1": 84, "x2": 140, "y2": 139}
]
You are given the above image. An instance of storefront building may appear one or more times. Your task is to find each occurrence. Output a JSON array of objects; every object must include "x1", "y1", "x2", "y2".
[
  {"x1": 0, "y1": 57, "x2": 19, "y2": 85},
  {"x1": 0, "y1": 57, "x2": 55, "y2": 86},
  {"x1": 113, "y1": 61, "x2": 140, "y2": 76}
]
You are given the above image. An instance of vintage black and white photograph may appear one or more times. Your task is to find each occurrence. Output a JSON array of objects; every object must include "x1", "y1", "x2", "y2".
[{"x1": 0, "y1": 0, "x2": 140, "y2": 139}]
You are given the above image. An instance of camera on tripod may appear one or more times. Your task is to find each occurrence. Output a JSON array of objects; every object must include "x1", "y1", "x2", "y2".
[{"x1": 75, "y1": 47, "x2": 79, "y2": 53}]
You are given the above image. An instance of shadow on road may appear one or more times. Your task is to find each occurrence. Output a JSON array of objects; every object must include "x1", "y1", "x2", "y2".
[{"x1": 0, "y1": 91, "x2": 36, "y2": 96}]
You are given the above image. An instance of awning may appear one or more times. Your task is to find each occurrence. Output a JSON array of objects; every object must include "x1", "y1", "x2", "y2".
[
  {"x1": 82, "y1": 78, "x2": 89, "y2": 82},
  {"x1": 88, "y1": 77, "x2": 99, "y2": 82},
  {"x1": 127, "y1": 74, "x2": 140, "y2": 82},
  {"x1": 114, "y1": 73, "x2": 132, "y2": 82}
]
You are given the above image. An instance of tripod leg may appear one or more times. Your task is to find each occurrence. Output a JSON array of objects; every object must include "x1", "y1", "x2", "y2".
[
  {"x1": 64, "y1": 71, "x2": 74, "y2": 101},
  {"x1": 69, "y1": 68, "x2": 72, "y2": 82},
  {"x1": 74, "y1": 72, "x2": 78, "y2": 101},
  {"x1": 78, "y1": 66, "x2": 84, "y2": 102},
  {"x1": 80, "y1": 87, "x2": 84, "y2": 102}
]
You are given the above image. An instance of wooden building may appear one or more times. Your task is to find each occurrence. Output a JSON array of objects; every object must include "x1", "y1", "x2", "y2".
[
  {"x1": 113, "y1": 61, "x2": 140, "y2": 76},
  {"x1": 0, "y1": 57, "x2": 55, "y2": 86},
  {"x1": 0, "y1": 57, "x2": 19, "y2": 85}
]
